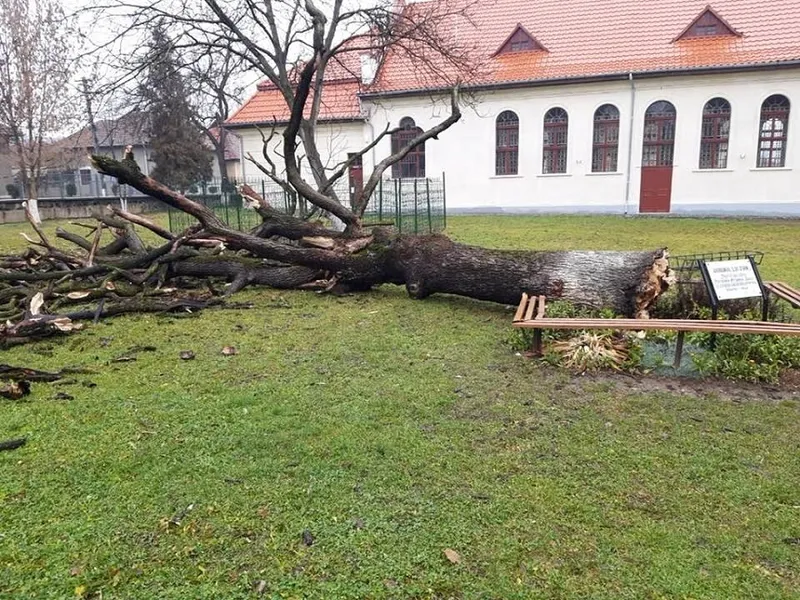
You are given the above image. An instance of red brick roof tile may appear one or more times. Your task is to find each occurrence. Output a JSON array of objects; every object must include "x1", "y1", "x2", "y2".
[
  {"x1": 226, "y1": 40, "x2": 369, "y2": 126},
  {"x1": 370, "y1": 0, "x2": 800, "y2": 93},
  {"x1": 226, "y1": 79, "x2": 364, "y2": 125}
]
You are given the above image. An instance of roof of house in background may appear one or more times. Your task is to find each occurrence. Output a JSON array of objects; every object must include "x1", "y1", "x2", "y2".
[
  {"x1": 63, "y1": 111, "x2": 241, "y2": 161},
  {"x1": 64, "y1": 110, "x2": 150, "y2": 149},
  {"x1": 225, "y1": 80, "x2": 364, "y2": 126},
  {"x1": 208, "y1": 127, "x2": 242, "y2": 160},
  {"x1": 368, "y1": 0, "x2": 800, "y2": 93}
]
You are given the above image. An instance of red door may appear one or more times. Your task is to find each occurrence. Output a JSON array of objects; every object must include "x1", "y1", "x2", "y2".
[
  {"x1": 348, "y1": 153, "x2": 363, "y2": 209},
  {"x1": 640, "y1": 101, "x2": 677, "y2": 213}
]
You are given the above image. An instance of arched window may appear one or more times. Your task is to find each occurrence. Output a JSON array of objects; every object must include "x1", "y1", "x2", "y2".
[
  {"x1": 699, "y1": 98, "x2": 731, "y2": 169},
  {"x1": 495, "y1": 110, "x2": 519, "y2": 175},
  {"x1": 543, "y1": 107, "x2": 568, "y2": 174},
  {"x1": 642, "y1": 101, "x2": 677, "y2": 167},
  {"x1": 757, "y1": 95, "x2": 790, "y2": 168},
  {"x1": 592, "y1": 104, "x2": 620, "y2": 172},
  {"x1": 391, "y1": 116, "x2": 425, "y2": 178}
]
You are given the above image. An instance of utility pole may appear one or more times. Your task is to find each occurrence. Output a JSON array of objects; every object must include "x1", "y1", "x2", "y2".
[{"x1": 81, "y1": 78, "x2": 107, "y2": 197}]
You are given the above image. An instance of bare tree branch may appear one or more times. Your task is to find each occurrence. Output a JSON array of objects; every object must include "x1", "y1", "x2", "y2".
[{"x1": 356, "y1": 86, "x2": 462, "y2": 216}]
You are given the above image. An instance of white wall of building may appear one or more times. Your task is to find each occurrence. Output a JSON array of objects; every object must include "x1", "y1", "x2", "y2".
[
  {"x1": 228, "y1": 69, "x2": 800, "y2": 214},
  {"x1": 365, "y1": 69, "x2": 800, "y2": 214},
  {"x1": 235, "y1": 122, "x2": 370, "y2": 183}
]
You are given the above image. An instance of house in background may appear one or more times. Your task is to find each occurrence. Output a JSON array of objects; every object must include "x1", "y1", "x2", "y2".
[
  {"x1": 33, "y1": 111, "x2": 243, "y2": 198},
  {"x1": 227, "y1": 0, "x2": 800, "y2": 216}
]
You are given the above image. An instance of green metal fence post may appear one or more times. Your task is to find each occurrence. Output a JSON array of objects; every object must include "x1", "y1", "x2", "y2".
[
  {"x1": 378, "y1": 178, "x2": 383, "y2": 222},
  {"x1": 426, "y1": 178, "x2": 432, "y2": 233},
  {"x1": 441, "y1": 172, "x2": 447, "y2": 230},
  {"x1": 395, "y1": 178, "x2": 401, "y2": 233},
  {"x1": 413, "y1": 178, "x2": 419, "y2": 234}
]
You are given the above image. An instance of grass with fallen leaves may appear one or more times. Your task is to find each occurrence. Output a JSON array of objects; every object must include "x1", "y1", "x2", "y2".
[{"x1": 1, "y1": 214, "x2": 799, "y2": 599}]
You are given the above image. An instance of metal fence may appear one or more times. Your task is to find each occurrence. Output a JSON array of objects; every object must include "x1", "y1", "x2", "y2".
[
  {"x1": 362, "y1": 176, "x2": 447, "y2": 233},
  {"x1": 167, "y1": 174, "x2": 447, "y2": 235}
]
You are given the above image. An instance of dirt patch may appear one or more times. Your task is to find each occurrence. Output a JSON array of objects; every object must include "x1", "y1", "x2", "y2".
[{"x1": 560, "y1": 367, "x2": 800, "y2": 403}]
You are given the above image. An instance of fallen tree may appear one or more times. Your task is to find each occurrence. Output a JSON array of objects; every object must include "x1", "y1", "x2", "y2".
[
  {"x1": 0, "y1": 0, "x2": 675, "y2": 347},
  {"x1": 0, "y1": 155, "x2": 673, "y2": 348}
]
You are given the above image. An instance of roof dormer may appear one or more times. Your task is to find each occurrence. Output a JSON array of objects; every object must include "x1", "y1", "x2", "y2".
[
  {"x1": 494, "y1": 24, "x2": 547, "y2": 56},
  {"x1": 674, "y1": 5, "x2": 741, "y2": 41}
]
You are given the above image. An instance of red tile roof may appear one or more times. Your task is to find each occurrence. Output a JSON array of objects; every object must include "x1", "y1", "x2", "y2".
[
  {"x1": 226, "y1": 44, "x2": 368, "y2": 126},
  {"x1": 228, "y1": 0, "x2": 800, "y2": 122},
  {"x1": 226, "y1": 79, "x2": 364, "y2": 125},
  {"x1": 369, "y1": 0, "x2": 800, "y2": 93}
]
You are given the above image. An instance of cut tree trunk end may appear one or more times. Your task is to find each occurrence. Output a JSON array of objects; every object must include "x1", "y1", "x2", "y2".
[{"x1": 23, "y1": 199, "x2": 41, "y2": 225}]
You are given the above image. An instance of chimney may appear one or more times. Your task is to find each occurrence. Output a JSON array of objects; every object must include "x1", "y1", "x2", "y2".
[{"x1": 360, "y1": 54, "x2": 378, "y2": 86}]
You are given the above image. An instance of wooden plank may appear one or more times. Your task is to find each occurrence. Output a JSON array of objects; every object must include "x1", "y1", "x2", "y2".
[
  {"x1": 536, "y1": 295, "x2": 547, "y2": 319},
  {"x1": 766, "y1": 281, "x2": 800, "y2": 308},
  {"x1": 512, "y1": 317, "x2": 800, "y2": 336},
  {"x1": 530, "y1": 320, "x2": 800, "y2": 333},
  {"x1": 523, "y1": 294, "x2": 537, "y2": 321},
  {"x1": 764, "y1": 281, "x2": 800, "y2": 296},
  {"x1": 512, "y1": 293, "x2": 529, "y2": 322}
]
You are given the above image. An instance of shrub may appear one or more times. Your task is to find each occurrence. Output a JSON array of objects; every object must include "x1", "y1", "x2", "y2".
[
  {"x1": 691, "y1": 331, "x2": 800, "y2": 383},
  {"x1": 507, "y1": 300, "x2": 644, "y2": 372},
  {"x1": 65, "y1": 182, "x2": 77, "y2": 197},
  {"x1": 5, "y1": 183, "x2": 20, "y2": 198},
  {"x1": 689, "y1": 308, "x2": 800, "y2": 383}
]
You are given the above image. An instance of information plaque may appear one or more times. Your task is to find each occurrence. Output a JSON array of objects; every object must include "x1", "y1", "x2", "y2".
[{"x1": 703, "y1": 259, "x2": 763, "y2": 301}]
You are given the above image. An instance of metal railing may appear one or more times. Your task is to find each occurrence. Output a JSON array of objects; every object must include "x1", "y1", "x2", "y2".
[{"x1": 167, "y1": 174, "x2": 447, "y2": 235}]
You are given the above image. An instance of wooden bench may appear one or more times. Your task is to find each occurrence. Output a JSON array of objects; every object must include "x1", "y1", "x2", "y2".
[
  {"x1": 764, "y1": 281, "x2": 800, "y2": 309},
  {"x1": 512, "y1": 293, "x2": 800, "y2": 368}
]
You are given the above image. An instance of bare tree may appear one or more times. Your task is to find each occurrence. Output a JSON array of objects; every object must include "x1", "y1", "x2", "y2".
[
  {"x1": 183, "y1": 46, "x2": 248, "y2": 185},
  {"x1": 0, "y1": 0, "x2": 674, "y2": 346},
  {"x1": 0, "y1": 0, "x2": 77, "y2": 223}
]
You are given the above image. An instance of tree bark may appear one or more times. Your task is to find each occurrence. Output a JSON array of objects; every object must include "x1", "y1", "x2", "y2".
[{"x1": 346, "y1": 235, "x2": 671, "y2": 317}]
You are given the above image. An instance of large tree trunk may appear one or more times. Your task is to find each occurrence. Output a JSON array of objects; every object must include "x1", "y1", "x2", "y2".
[
  {"x1": 382, "y1": 236, "x2": 670, "y2": 317},
  {"x1": 87, "y1": 154, "x2": 672, "y2": 316}
]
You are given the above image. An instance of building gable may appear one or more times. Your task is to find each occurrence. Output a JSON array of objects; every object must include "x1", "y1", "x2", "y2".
[
  {"x1": 493, "y1": 24, "x2": 547, "y2": 56},
  {"x1": 674, "y1": 5, "x2": 741, "y2": 41}
]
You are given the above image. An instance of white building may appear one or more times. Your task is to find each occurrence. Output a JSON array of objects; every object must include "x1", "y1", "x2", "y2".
[{"x1": 226, "y1": 0, "x2": 800, "y2": 216}]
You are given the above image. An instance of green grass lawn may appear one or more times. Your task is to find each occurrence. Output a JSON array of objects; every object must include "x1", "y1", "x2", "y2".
[{"x1": 1, "y1": 214, "x2": 799, "y2": 599}]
